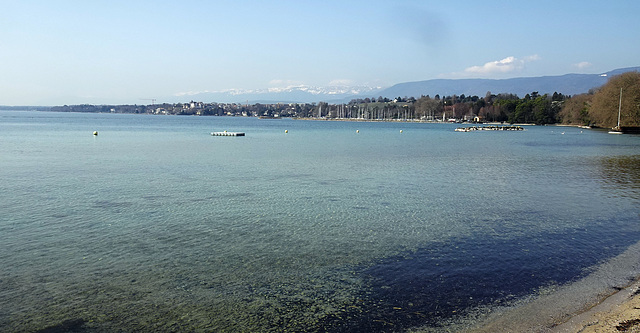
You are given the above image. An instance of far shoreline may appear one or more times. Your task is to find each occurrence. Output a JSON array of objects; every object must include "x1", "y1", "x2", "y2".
[{"x1": 291, "y1": 116, "x2": 538, "y2": 126}]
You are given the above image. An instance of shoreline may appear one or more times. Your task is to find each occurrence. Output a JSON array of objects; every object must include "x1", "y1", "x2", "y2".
[
  {"x1": 291, "y1": 117, "x2": 537, "y2": 126},
  {"x1": 462, "y1": 240, "x2": 640, "y2": 333},
  {"x1": 551, "y1": 278, "x2": 640, "y2": 332},
  {"x1": 290, "y1": 117, "x2": 587, "y2": 127}
]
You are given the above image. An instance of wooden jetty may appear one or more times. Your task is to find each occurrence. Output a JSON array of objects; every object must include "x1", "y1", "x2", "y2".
[{"x1": 211, "y1": 131, "x2": 245, "y2": 136}]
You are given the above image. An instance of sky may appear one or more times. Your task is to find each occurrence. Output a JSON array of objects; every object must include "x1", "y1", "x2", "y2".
[{"x1": 1, "y1": 0, "x2": 639, "y2": 105}]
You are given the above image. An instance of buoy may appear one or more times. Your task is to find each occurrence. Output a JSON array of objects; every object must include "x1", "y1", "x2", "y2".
[
  {"x1": 93, "y1": 131, "x2": 98, "y2": 136},
  {"x1": 285, "y1": 130, "x2": 288, "y2": 133},
  {"x1": 400, "y1": 130, "x2": 403, "y2": 133},
  {"x1": 356, "y1": 130, "x2": 359, "y2": 133}
]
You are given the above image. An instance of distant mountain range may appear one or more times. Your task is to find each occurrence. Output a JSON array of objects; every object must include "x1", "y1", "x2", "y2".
[
  {"x1": 174, "y1": 67, "x2": 640, "y2": 104},
  {"x1": 376, "y1": 67, "x2": 640, "y2": 100}
]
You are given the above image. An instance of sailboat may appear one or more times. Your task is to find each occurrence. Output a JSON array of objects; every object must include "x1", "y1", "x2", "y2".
[{"x1": 608, "y1": 88, "x2": 623, "y2": 134}]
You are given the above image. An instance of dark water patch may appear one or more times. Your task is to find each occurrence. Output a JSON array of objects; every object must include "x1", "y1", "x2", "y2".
[
  {"x1": 263, "y1": 172, "x2": 315, "y2": 183},
  {"x1": 35, "y1": 318, "x2": 86, "y2": 333},
  {"x1": 318, "y1": 225, "x2": 640, "y2": 332},
  {"x1": 189, "y1": 195, "x2": 218, "y2": 202},
  {"x1": 223, "y1": 192, "x2": 254, "y2": 199},
  {"x1": 317, "y1": 179, "x2": 342, "y2": 186},
  {"x1": 92, "y1": 200, "x2": 133, "y2": 209},
  {"x1": 140, "y1": 194, "x2": 171, "y2": 200},
  {"x1": 522, "y1": 140, "x2": 630, "y2": 148}
]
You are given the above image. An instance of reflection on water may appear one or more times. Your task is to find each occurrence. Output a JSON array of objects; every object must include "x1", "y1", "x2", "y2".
[{"x1": 599, "y1": 155, "x2": 640, "y2": 200}]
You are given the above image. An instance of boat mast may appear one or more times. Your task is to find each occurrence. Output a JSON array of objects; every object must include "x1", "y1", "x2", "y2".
[{"x1": 617, "y1": 88, "x2": 622, "y2": 128}]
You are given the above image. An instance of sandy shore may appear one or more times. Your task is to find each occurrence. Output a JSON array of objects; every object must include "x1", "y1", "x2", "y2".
[
  {"x1": 461, "y1": 241, "x2": 640, "y2": 333},
  {"x1": 461, "y1": 278, "x2": 640, "y2": 333},
  {"x1": 551, "y1": 279, "x2": 640, "y2": 333}
]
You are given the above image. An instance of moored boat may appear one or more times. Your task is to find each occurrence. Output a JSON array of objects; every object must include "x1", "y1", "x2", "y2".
[{"x1": 609, "y1": 88, "x2": 623, "y2": 134}]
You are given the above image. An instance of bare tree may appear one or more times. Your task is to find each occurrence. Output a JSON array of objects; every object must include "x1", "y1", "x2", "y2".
[
  {"x1": 589, "y1": 72, "x2": 640, "y2": 127},
  {"x1": 559, "y1": 94, "x2": 592, "y2": 125}
]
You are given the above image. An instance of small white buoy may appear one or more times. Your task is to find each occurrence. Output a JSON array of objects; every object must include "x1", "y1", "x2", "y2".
[
  {"x1": 93, "y1": 131, "x2": 98, "y2": 136},
  {"x1": 400, "y1": 130, "x2": 403, "y2": 133},
  {"x1": 356, "y1": 130, "x2": 359, "y2": 133},
  {"x1": 285, "y1": 130, "x2": 288, "y2": 133}
]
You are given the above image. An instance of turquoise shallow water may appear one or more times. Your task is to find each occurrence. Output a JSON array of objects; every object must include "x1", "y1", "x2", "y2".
[{"x1": 0, "y1": 111, "x2": 639, "y2": 332}]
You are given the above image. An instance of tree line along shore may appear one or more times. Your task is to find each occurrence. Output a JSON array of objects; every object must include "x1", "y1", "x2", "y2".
[{"x1": 5, "y1": 72, "x2": 639, "y2": 129}]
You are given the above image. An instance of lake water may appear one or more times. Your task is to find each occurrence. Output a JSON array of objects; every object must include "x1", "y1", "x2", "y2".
[{"x1": 1, "y1": 111, "x2": 639, "y2": 332}]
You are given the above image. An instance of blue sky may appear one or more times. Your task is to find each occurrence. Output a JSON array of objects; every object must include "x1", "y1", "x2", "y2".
[{"x1": 1, "y1": 0, "x2": 638, "y2": 105}]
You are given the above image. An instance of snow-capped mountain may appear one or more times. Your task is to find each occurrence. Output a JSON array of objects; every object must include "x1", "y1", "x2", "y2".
[{"x1": 172, "y1": 85, "x2": 382, "y2": 104}]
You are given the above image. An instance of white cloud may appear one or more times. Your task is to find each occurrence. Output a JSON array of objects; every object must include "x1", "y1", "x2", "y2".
[
  {"x1": 446, "y1": 55, "x2": 541, "y2": 78},
  {"x1": 464, "y1": 56, "x2": 519, "y2": 74},
  {"x1": 465, "y1": 55, "x2": 540, "y2": 75},
  {"x1": 572, "y1": 61, "x2": 592, "y2": 69},
  {"x1": 523, "y1": 54, "x2": 541, "y2": 62}
]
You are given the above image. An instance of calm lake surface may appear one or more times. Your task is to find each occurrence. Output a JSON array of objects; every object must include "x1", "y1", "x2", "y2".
[{"x1": 1, "y1": 111, "x2": 639, "y2": 332}]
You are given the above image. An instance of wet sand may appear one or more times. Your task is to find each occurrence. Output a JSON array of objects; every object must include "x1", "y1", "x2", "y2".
[{"x1": 551, "y1": 279, "x2": 640, "y2": 332}]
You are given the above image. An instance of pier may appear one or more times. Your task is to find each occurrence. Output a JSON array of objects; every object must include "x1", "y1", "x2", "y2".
[
  {"x1": 455, "y1": 125, "x2": 525, "y2": 132},
  {"x1": 211, "y1": 131, "x2": 245, "y2": 136}
]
